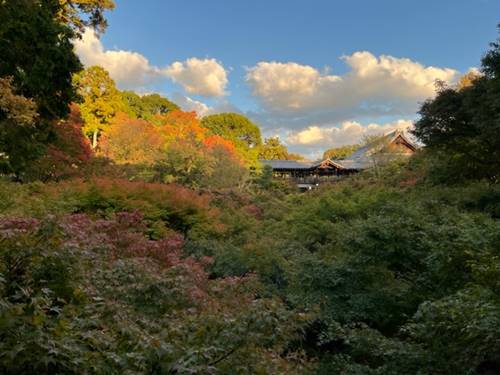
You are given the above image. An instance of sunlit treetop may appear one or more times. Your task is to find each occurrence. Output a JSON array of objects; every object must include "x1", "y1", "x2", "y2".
[
  {"x1": 57, "y1": 0, "x2": 115, "y2": 35},
  {"x1": 201, "y1": 113, "x2": 262, "y2": 149}
]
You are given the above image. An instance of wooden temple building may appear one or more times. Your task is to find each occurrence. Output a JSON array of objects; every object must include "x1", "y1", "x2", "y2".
[{"x1": 260, "y1": 130, "x2": 417, "y2": 189}]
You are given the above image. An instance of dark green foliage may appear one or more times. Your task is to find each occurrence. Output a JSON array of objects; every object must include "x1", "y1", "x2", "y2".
[
  {"x1": 0, "y1": 0, "x2": 82, "y2": 121},
  {"x1": 0, "y1": 0, "x2": 83, "y2": 178},
  {"x1": 257, "y1": 164, "x2": 274, "y2": 189},
  {"x1": 279, "y1": 175, "x2": 500, "y2": 373},
  {"x1": 1, "y1": 156, "x2": 499, "y2": 374},
  {"x1": 413, "y1": 27, "x2": 500, "y2": 182}
]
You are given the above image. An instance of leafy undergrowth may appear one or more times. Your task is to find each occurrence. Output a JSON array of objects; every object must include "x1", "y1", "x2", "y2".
[
  {"x1": 1, "y1": 170, "x2": 500, "y2": 374},
  {"x1": 0, "y1": 211, "x2": 313, "y2": 374},
  {"x1": 0, "y1": 178, "x2": 223, "y2": 239}
]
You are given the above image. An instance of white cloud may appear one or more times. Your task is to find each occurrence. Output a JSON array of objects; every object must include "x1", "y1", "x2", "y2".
[
  {"x1": 246, "y1": 52, "x2": 458, "y2": 117},
  {"x1": 164, "y1": 58, "x2": 228, "y2": 97},
  {"x1": 287, "y1": 119, "x2": 413, "y2": 149},
  {"x1": 171, "y1": 93, "x2": 242, "y2": 118},
  {"x1": 74, "y1": 28, "x2": 159, "y2": 89},
  {"x1": 74, "y1": 29, "x2": 229, "y2": 97},
  {"x1": 170, "y1": 93, "x2": 211, "y2": 117}
]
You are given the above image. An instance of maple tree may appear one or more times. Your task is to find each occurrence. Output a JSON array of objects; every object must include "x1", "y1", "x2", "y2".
[
  {"x1": 100, "y1": 113, "x2": 163, "y2": 165},
  {"x1": 23, "y1": 104, "x2": 92, "y2": 181},
  {"x1": 156, "y1": 110, "x2": 207, "y2": 143}
]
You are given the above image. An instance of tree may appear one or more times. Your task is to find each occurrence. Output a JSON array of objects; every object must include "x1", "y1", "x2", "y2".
[
  {"x1": 100, "y1": 113, "x2": 163, "y2": 165},
  {"x1": 141, "y1": 93, "x2": 179, "y2": 118},
  {"x1": 0, "y1": 77, "x2": 41, "y2": 177},
  {"x1": 457, "y1": 70, "x2": 482, "y2": 91},
  {"x1": 57, "y1": 0, "x2": 115, "y2": 35},
  {"x1": 201, "y1": 113, "x2": 262, "y2": 148},
  {"x1": 73, "y1": 66, "x2": 125, "y2": 149},
  {"x1": 121, "y1": 91, "x2": 179, "y2": 122},
  {"x1": 0, "y1": 0, "x2": 114, "y2": 178},
  {"x1": 153, "y1": 139, "x2": 213, "y2": 186},
  {"x1": 201, "y1": 113, "x2": 263, "y2": 168},
  {"x1": 257, "y1": 164, "x2": 274, "y2": 189},
  {"x1": 0, "y1": 0, "x2": 82, "y2": 121},
  {"x1": 413, "y1": 32, "x2": 500, "y2": 182},
  {"x1": 322, "y1": 144, "x2": 359, "y2": 160},
  {"x1": 157, "y1": 110, "x2": 207, "y2": 143},
  {"x1": 26, "y1": 104, "x2": 92, "y2": 180},
  {"x1": 258, "y1": 137, "x2": 303, "y2": 160},
  {"x1": 203, "y1": 135, "x2": 248, "y2": 188},
  {"x1": 149, "y1": 112, "x2": 249, "y2": 188}
]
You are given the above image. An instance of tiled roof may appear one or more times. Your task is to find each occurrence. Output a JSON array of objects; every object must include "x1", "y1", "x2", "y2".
[
  {"x1": 260, "y1": 129, "x2": 417, "y2": 171},
  {"x1": 259, "y1": 159, "x2": 315, "y2": 170},
  {"x1": 334, "y1": 130, "x2": 416, "y2": 170}
]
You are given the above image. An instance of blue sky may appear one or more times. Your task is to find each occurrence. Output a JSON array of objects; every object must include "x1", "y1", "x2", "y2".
[{"x1": 76, "y1": 0, "x2": 500, "y2": 157}]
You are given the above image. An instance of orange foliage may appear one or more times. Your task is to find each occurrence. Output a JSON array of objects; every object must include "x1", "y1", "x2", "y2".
[
  {"x1": 156, "y1": 110, "x2": 207, "y2": 142},
  {"x1": 100, "y1": 112, "x2": 163, "y2": 164},
  {"x1": 95, "y1": 109, "x2": 248, "y2": 187},
  {"x1": 203, "y1": 135, "x2": 244, "y2": 164}
]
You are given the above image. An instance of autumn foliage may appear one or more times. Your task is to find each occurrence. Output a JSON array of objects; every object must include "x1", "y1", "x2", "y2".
[
  {"x1": 0, "y1": 177, "x2": 312, "y2": 373},
  {"x1": 157, "y1": 109, "x2": 207, "y2": 142},
  {"x1": 26, "y1": 104, "x2": 92, "y2": 181},
  {"x1": 91, "y1": 107, "x2": 248, "y2": 188},
  {"x1": 100, "y1": 112, "x2": 163, "y2": 164}
]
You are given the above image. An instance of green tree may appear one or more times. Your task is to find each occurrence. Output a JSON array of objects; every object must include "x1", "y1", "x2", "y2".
[
  {"x1": 413, "y1": 32, "x2": 500, "y2": 182},
  {"x1": 256, "y1": 164, "x2": 274, "y2": 189},
  {"x1": 0, "y1": 77, "x2": 41, "y2": 177},
  {"x1": 0, "y1": 0, "x2": 83, "y2": 178},
  {"x1": 0, "y1": 0, "x2": 82, "y2": 121},
  {"x1": 141, "y1": 93, "x2": 179, "y2": 118},
  {"x1": 259, "y1": 137, "x2": 288, "y2": 159},
  {"x1": 258, "y1": 137, "x2": 303, "y2": 160},
  {"x1": 201, "y1": 113, "x2": 263, "y2": 168},
  {"x1": 202, "y1": 113, "x2": 262, "y2": 148},
  {"x1": 0, "y1": 0, "x2": 114, "y2": 178},
  {"x1": 74, "y1": 66, "x2": 125, "y2": 149},
  {"x1": 121, "y1": 91, "x2": 179, "y2": 122}
]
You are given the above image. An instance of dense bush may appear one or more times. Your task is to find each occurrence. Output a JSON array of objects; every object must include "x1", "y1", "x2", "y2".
[
  {"x1": 0, "y1": 213, "x2": 313, "y2": 374},
  {"x1": 263, "y1": 173, "x2": 500, "y2": 374}
]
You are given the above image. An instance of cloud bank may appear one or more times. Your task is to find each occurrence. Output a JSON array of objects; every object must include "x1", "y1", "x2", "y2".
[
  {"x1": 246, "y1": 53, "x2": 458, "y2": 123},
  {"x1": 74, "y1": 29, "x2": 228, "y2": 97},
  {"x1": 287, "y1": 119, "x2": 413, "y2": 148},
  {"x1": 164, "y1": 58, "x2": 228, "y2": 97},
  {"x1": 74, "y1": 28, "x2": 159, "y2": 88}
]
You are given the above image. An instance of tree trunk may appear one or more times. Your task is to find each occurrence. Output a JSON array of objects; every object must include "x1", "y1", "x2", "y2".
[{"x1": 92, "y1": 130, "x2": 98, "y2": 149}]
